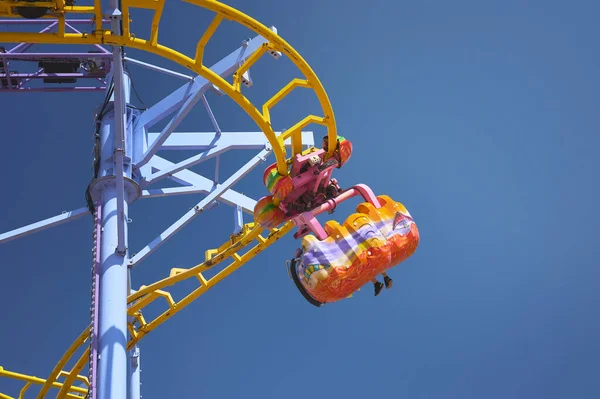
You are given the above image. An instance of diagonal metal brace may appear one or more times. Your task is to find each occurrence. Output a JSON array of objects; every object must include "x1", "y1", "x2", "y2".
[
  {"x1": 128, "y1": 149, "x2": 270, "y2": 267},
  {"x1": 0, "y1": 207, "x2": 90, "y2": 244}
]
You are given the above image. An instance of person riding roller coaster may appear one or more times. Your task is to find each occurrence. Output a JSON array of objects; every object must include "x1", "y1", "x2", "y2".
[
  {"x1": 372, "y1": 273, "x2": 393, "y2": 296},
  {"x1": 254, "y1": 133, "x2": 353, "y2": 230},
  {"x1": 293, "y1": 133, "x2": 351, "y2": 209},
  {"x1": 285, "y1": 177, "x2": 341, "y2": 216},
  {"x1": 279, "y1": 134, "x2": 347, "y2": 215},
  {"x1": 322, "y1": 134, "x2": 352, "y2": 168},
  {"x1": 286, "y1": 134, "x2": 351, "y2": 215}
]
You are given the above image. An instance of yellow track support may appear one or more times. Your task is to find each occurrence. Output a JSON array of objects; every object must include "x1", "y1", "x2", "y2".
[
  {"x1": 1, "y1": 221, "x2": 293, "y2": 398},
  {"x1": 0, "y1": 0, "x2": 338, "y2": 174},
  {"x1": 0, "y1": 366, "x2": 88, "y2": 398}
]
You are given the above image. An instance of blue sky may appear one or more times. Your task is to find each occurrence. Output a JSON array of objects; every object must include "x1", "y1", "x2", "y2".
[{"x1": 1, "y1": 0, "x2": 600, "y2": 398}]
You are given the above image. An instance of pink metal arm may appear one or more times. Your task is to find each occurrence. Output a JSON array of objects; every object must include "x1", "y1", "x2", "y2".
[{"x1": 291, "y1": 184, "x2": 382, "y2": 240}]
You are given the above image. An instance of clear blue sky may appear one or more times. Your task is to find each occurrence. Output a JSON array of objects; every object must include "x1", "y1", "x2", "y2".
[{"x1": 1, "y1": 0, "x2": 600, "y2": 398}]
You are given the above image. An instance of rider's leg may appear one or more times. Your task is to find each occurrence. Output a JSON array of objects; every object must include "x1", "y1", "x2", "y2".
[
  {"x1": 372, "y1": 278, "x2": 384, "y2": 296},
  {"x1": 382, "y1": 272, "x2": 393, "y2": 289}
]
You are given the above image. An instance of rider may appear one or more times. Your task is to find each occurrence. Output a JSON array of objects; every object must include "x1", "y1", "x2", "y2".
[
  {"x1": 371, "y1": 273, "x2": 393, "y2": 296},
  {"x1": 321, "y1": 134, "x2": 344, "y2": 166}
]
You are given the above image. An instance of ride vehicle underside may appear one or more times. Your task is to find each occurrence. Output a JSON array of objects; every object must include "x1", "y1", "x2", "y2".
[{"x1": 254, "y1": 136, "x2": 420, "y2": 306}]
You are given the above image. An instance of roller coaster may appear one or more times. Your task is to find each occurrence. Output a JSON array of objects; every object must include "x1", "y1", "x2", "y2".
[{"x1": 0, "y1": 1, "x2": 420, "y2": 398}]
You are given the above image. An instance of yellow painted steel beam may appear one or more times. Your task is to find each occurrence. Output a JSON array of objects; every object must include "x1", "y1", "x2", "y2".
[
  {"x1": 55, "y1": 350, "x2": 90, "y2": 399},
  {"x1": 195, "y1": 13, "x2": 223, "y2": 64},
  {"x1": 0, "y1": 366, "x2": 87, "y2": 399},
  {"x1": 35, "y1": 329, "x2": 89, "y2": 399},
  {"x1": 18, "y1": 382, "x2": 32, "y2": 399},
  {"x1": 233, "y1": 43, "x2": 269, "y2": 91},
  {"x1": 57, "y1": 371, "x2": 89, "y2": 386},
  {"x1": 263, "y1": 78, "x2": 310, "y2": 123},
  {"x1": 93, "y1": 0, "x2": 102, "y2": 33},
  {"x1": 280, "y1": 115, "x2": 327, "y2": 156}
]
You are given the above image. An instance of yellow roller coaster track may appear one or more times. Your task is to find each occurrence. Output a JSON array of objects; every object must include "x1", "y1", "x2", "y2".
[
  {"x1": 1, "y1": 221, "x2": 293, "y2": 398},
  {"x1": 0, "y1": 0, "x2": 338, "y2": 174},
  {"x1": 0, "y1": 0, "x2": 339, "y2": 397}
]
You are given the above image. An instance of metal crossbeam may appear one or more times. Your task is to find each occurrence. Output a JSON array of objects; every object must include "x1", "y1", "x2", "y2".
[
  {"x1": 0, "y1": 73, "x2": 106, "y2": 79},
  {"x1": 0, "y1": 19, "x2": 106, "y2": 25},
  {"x1": 141, "y1": 186, "x2": 214, "y2": 199},
  {"x1": 142, "y1": 131, "x2": 315, "y2": 184},
  {"x1": 0, "y1": 87, "x2": 106, "y2": 92},
  {"x1": 124, "y1": 57, "x2": 193, "y2": 81},
  {"x1": 233, "y1": 205, "x2": 244, "y2": 234},
  {"x1": 144, "y1": 144, "x2": 229, "y2": 184},
  {"x1": 112, "y1": 53, "x2": 128, "y2": 254},
  {"x1": 0, "y1": 206, "x2": 90, "y2": 244},
  {"x1": 3, "y1": 20, "x2": 58, "y2": 54},
  {"x1": 0, "y1": 53, "x2": 111, "y2": 59},
  {"x1": 148, "y1": 155, "x2": 257, "y2": 214},
  {"x1": 0, "y1": 19, "x2": 111, "y2": 92},
  {"x1": 201, "y1": 94, "x2": 221, "y2": 134},
  {"x1": 129, "y1": 149, "x2": 270, "y2": 266},
  {"x1": 137, "y1": 89, "x2": 205, "y2": 168},
  {"x1": 146, "y1": 131, "x2": 315, "y2": 151}
]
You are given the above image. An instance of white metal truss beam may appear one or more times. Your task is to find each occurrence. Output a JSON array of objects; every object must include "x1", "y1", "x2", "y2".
[
  {"x1": 146, "y1": 131, "x2": 315, "y2": 151},
  {"x1": 144, "y1": 144, "x2": 229, "y2": 184},
  {"x1": 147, "y1": 155, "x2": 258, "y2": 214},
  {"x1": 0, "y1": 206, "x2": 90, "y2": 244},
  {"x1": 137, "y1": 89, "x2": 206, "y2": 168},
  {"x1": 129, "y1": 149, "x2": 270, "y2": 267}
]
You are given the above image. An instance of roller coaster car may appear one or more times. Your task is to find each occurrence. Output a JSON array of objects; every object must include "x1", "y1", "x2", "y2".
[
  {"x1": 254, "y1": 135, "x2": 352, "y2": 230},
  {"x1": 288, "y1": 194, "x2": 420, "y2": 306},
  {"x1": 253, "y1": 136, "x2": 418, "y2": 305}
]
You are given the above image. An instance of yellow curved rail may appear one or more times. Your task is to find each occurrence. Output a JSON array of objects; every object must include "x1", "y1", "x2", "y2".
[
  {"x1": 0, "y1": 221, "x2": 293, "y2": 398},
  {"x1": 0, "y1": 0, "x2": 338, "y2": 174}
]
